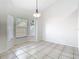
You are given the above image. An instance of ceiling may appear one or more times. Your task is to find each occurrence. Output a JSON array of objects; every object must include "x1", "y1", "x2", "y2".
[
  {"x1": 8, "y1": 0, "x2": 78, "y2": 19},
  {"x1": 7, "y1": 0, "x2": 57, "y2": 18},
  {"x1": 11, "y1": 0, "x2": 56, "y2": 12}
]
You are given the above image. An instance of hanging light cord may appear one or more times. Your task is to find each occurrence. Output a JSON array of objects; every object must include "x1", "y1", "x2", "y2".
[
  {"x1": 36, "y1": 0, "x2": 38, "y2": 13},
  {"x1": 33, "y1": 0, "x2": 41, "y2": 18}
]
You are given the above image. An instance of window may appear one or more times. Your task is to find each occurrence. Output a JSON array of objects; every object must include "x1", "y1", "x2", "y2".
[{"x1": 16, "y1": 18, "x2": 28, "y2": 37}]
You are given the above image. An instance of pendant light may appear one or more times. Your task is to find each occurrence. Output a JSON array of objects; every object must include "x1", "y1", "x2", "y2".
[{"x1": 33, "y1": 0, "x2": 41, "y2": 18}]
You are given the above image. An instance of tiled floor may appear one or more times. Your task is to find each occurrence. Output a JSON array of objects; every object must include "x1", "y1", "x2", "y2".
[{"x1": 0, "y1": 41, "x2": 79, "y2": 59}]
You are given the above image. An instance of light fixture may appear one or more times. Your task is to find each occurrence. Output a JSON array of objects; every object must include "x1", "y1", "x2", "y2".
[{"x1": 33, "y1": 0, "x2": 41, "y2": 18}]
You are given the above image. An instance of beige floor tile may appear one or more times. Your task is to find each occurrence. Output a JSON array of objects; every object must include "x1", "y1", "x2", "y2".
[
  {"x1": 59, "y1": 55, "x2": 73, "y2": 59},
  {"x1": 74, "y1": 48, "x2": 79, "y2": 56},
  {"x1": 24, "y1": 42, "x2": 50, "y2": 53},
  {"x1": 64, "y1": 46, "x2": 74, "y2": 52},
  {"x1": 48, "y1": 49, "x2": 62, "y2": 59},
  {"x1": 27, "y1": 44, "x2": 49, "y2": 55},
  {"x1": 1, "y1": 53, "x2": 17, "y2": 59},
  {"x1": 64, "y1": 49, "x2": 74, "y2": 54},
  {"x1": 13, "y1": 50, "x2": 25, "y2": 56},
  {"x1": 43, "y1": 56, "x2": 53, "y2": 59},
  {"x1": 16, "y1": 53, "x2": 30, "y2": 59},
  {"x1": 62, "y1": 52, "x2": 74, "y2": 58},
  {"x1": 27, "y1": 56, "x2": 36, "y2": 59},
  {"x1": 27, "y1": 49, "x2": 38, "y2": 55},
  {"x1": 31, "y1": 47, "x2": 52, "y2": 58},
  {"x1": 55, "y1": 45, "x2": 64, "y2": 51},
  {"x1": 0, "y1": 41, "x2": 76, "y2": 59},
  {"x1": 74, "y1": 55, "x2": 79, "y2": 59}
]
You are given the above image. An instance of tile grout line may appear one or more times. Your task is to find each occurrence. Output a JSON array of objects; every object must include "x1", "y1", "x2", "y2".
[
  {"x1": 22, "y1": 41, "x2": 47, "y2": 52},
  {"x1": 42, "y1": 43, "x2": 59, "y2": 59},
  {"x1": 0, "y1": 56, "x2": 1, "y2": 59},
  {"x1": 10, "y1": 42, "x2": 47, "y2": 59},
  {"x1": 0, "y1": 41, "x2": 77, "y2": 59},
  {"x1": 73, "y1": 47, "x2": 76, "y2": 59},
  {"x1": 1, "y1": 41, "x2": 41, "y2": 59},
  {"x1": 16, "y1": 42, "x2": 49, "y2": 59},
  {"x1": 8, "y1": 50, "x2": 19, "y2": 59},
  {"x1": 58, "y1": 45, "x2": 66, "y2": 59},
  {"x1": 0, "y1": 42, "x2": 36, "y2": 56},
  {"x1": 27, "y1": 43, "x2": 52, "y2": 59},
  {"x1": 14, "y1": 41, "x2": 43, "y2": 50},
  {"x1": 34, "y1": 43, "x2": 53, "y2": 53},
  {"x1": 13, "y1": 52, "x2": 19, "y2": 59},
  {"x1": 24, "y1": 43, "x2": 51, "y2": 59},
  {"x1": 46, "y1": 44, "x2": 65, "y2": 59}
]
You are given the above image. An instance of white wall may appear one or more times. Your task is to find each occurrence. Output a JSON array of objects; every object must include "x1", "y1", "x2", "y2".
[
  {"x1": 41, "y1": 0, "x2": 78, "y2": 47},
  {"x1": 78, "y1": 6, "x2": 79, "y2": 49},
  {"x1": 0, "y1": 0, "x2": 15, "y2": 54},
  {"x1": 0, "y1": 0, "x2": 8, "y2": 53}
]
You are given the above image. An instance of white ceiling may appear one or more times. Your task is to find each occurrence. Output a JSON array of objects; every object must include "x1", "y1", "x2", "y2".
[
  {"x1": 11, "y1": 0, "x2": 56, "y2": 12},
  {"x1": 9, "y1": 0, "x2": 78, "y2": 19},
  {"x1": 6, "y1": 0, "x2": 57, "y2": 19}
]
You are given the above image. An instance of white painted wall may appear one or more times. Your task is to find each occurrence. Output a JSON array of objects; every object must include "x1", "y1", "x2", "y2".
[
  {"x1": 0, "y1": 0, "x2": 8, "y2": 53},
  {"x1": 78, "y1": 6, "x2": 79, "y2": 49},
  {"x1": 0, "y1": 0, "x2": 14, "y2": 54},
  {"x1": 41, "y1": 0, "x2": 78, "y2": 47}
]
